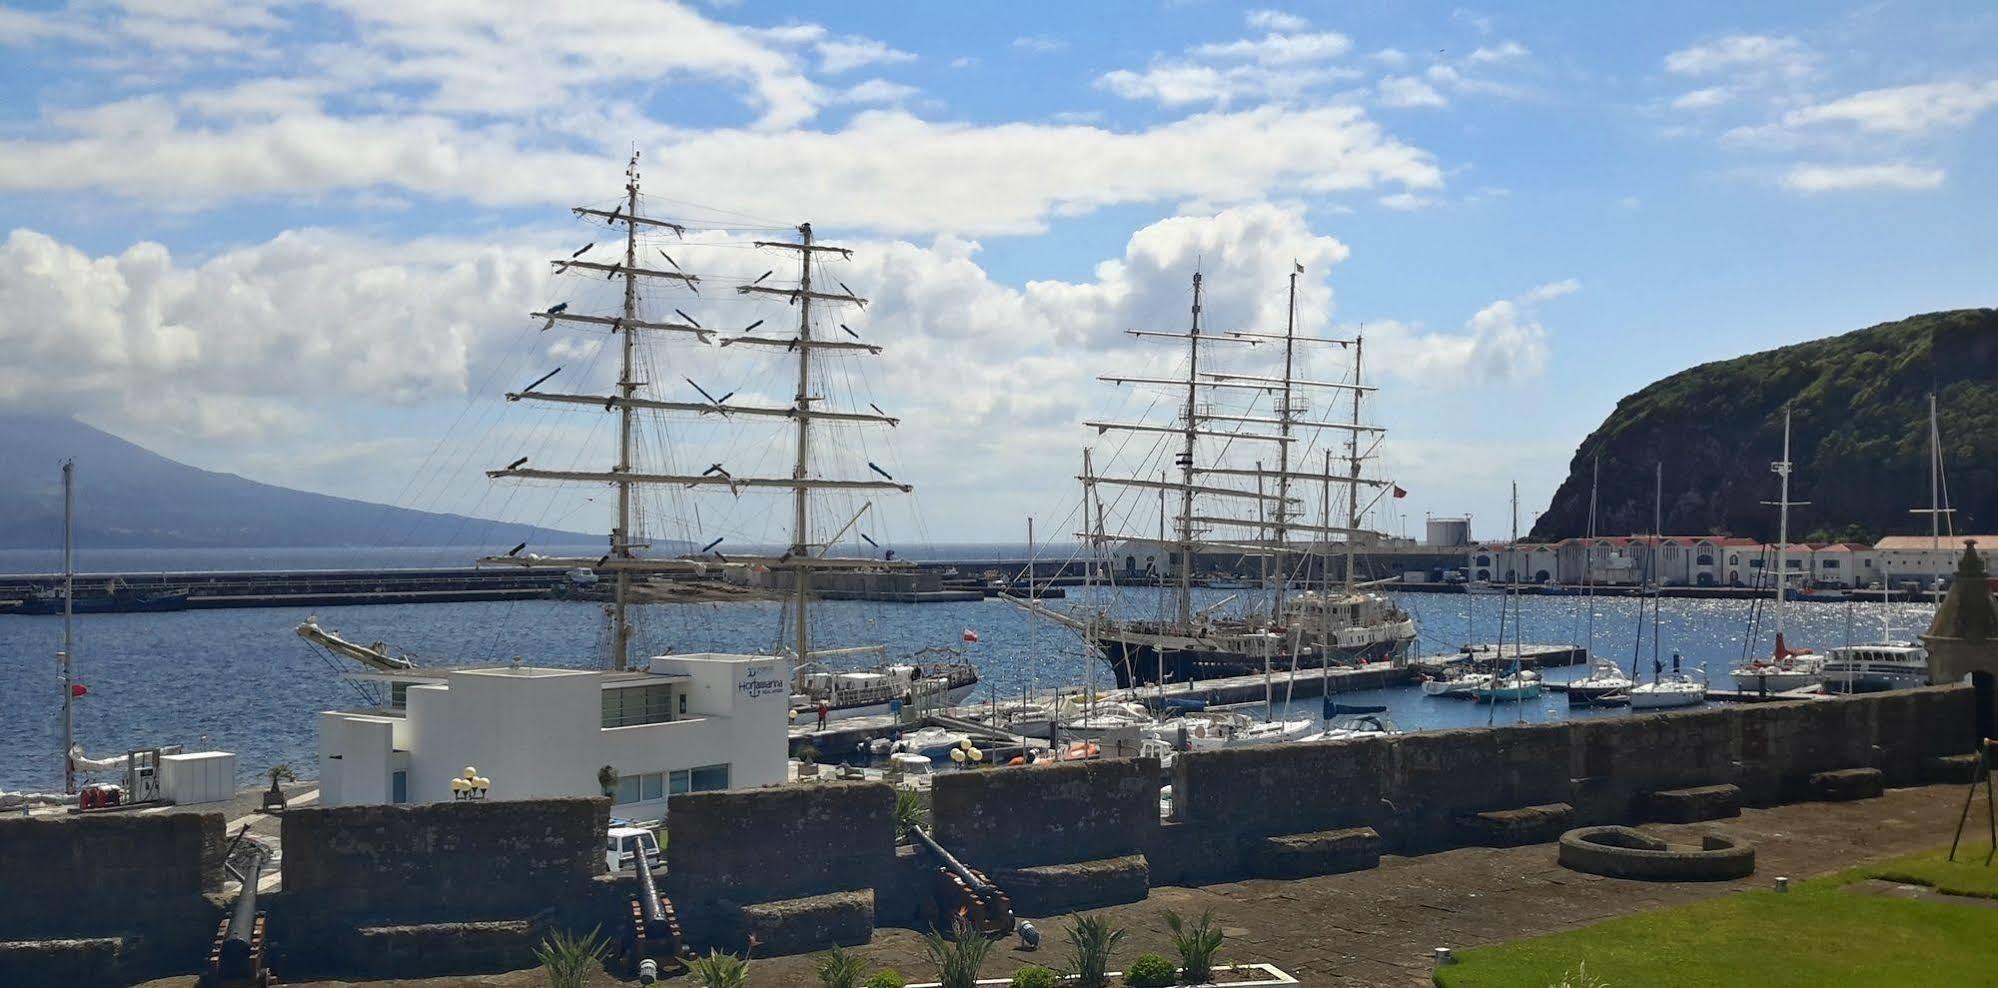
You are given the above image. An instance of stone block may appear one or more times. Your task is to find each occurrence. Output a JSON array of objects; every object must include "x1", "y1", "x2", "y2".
[
  {"x1": 1808, "y1": 768, "x2": 1884, "y2": 802},
  {"x1": 733, "y1": 890, "x2": 874, "y2": 956},
  {"x1": 0, "y1": 937, "x2": 125, "y2": 985},
  {"x1": 1923, "y1": 753, "x2": 1987, "y2": 785},
  {"x1": 1458, "y1": 803, "x2": 1575, "y2": 847},
  {"x1": 935, "y1": 759, "x2": 1157, "y2": 870},
  {"x1": 1244, "y1": 827, "x2": 1381, "y2": 879},
  {"x1": 1557, "y1": 827, "x2": 1754, "y2": 881},
  {"x1": 994, "y1": 854, "x2": 1150, "y2": 915},
  {"x1": 355, "y1": 920, "x2": 540, "y2": 978},
  {"x1": 1646, "y1": 784, "x2": 1742, "y2": 823}
]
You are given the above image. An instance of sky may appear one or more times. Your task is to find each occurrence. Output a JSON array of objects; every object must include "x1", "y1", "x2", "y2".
[{"x1": 0, "y1": 0, "x2": 1994, "y2": 549}]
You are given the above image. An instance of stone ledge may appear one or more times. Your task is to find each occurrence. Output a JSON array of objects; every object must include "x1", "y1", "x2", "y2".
[
  {"x1": 733, "y1": 889, "x2": 874, "y2": 957},
  {"x1": 1647, "y1": 784, "x2": 1742, "y2": 823},
  {"x1": 1923, "y1": 754, "x2": 1986, "y2": 785},
  {"x1": 1458, "y1": 803, "x2": 1575, "y2": 847},
  {"x1": 354, "y1": 919, "x2": 541, "y2": 978},
  {"x1": 994, "y1": 854, "x2": 1149, "y2": 915},
  {"x1": 1244, "y1": 827, "x2": 1382, "y2": 879},
  {"x1": 1557, "y1": 826, "x2": 1755, "y2": 882},
  {"x1": 0, "y1": 937, "x2": 125, "y2": 985},
  {"x1": 1809, "y1": 768, "x2": 1885, "y2": 802}
]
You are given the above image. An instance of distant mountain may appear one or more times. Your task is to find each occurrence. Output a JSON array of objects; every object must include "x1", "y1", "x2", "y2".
[
  {"x1": 1531, "y1": 309, "x2": 1998, "y2": 543},
  {"x1": 0, "y1": 413, "x2": 602, "y2": 550}
]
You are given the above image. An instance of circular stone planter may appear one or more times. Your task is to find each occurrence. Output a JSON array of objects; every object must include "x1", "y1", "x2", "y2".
[{"x1": 1557, "y1": 825, "x2": 1755, "y2": 881}]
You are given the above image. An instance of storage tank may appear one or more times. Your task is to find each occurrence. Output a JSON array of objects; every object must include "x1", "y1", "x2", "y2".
[{"x1": 1426, "y1": 516, "x2": 1471, "y2": 548}]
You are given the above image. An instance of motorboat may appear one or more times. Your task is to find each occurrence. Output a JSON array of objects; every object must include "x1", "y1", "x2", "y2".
[
  {"x1": 791, "y1": 654, "x2": 978, "y2": 721},
  {"x1": 1146, "y1": 709, "x2": 1314, "y2": 751},
  {"x1": 891, "y1": 727, "x2": 972, "y2": 761},
  {"x1": 1298, "y1": 713, "x2": 1399, "y2": 743},
  {"x1": 1565, "y1": 658, "x2": 1635, "y2": 704},
  {"x1": 1820, "y1": 641, "x2": 1931, "y2": 693}
]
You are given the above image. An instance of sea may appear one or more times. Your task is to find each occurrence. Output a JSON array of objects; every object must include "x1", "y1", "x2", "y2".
[{"x1": 0, "y1": 545, "x2": 1943, "y2": 793}]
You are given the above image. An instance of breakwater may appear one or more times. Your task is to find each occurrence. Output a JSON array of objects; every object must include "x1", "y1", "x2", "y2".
[{"x1": 3, "y1": 685, "x2": 1977, "y2": 983}]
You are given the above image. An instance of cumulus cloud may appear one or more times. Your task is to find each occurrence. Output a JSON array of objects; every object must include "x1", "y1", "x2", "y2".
[
  {"x1": 1245, "y1": 10, "x2": 1309, "y2": 32},
  {"x1": 1779, "y1": 163, "x2": 1945, "y2": 192},
  {"x1": 815, "y1": 35, "x2": 916, "y2": 75},
  {"x1": 1783, "y1": 81, "x2": 1998, "y2": 135},
  {"x1": 1670, "y1": 86, "x2": 1731, "y2": 111},
  {"x1": 1012, "y1": 35, "x2": 1066, "y2": 54},
  {"x1": 1365, "y1": 280, "x2": 1576, "y2": 384},
  {"x1": 1378, "y1": 76, "x2": 1447, "y2": 109},
  {"x1": 1664, "y1": 35, "x2": 1816, "y2": 80}
]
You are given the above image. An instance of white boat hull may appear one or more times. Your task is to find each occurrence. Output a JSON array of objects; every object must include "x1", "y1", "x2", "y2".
[
  {"x1": 1729, "y1": 669, "x2": 1819, "y2": 693},
  {"x1": 1628, "y1": 686, "x2": 1705, "y2": 709}
]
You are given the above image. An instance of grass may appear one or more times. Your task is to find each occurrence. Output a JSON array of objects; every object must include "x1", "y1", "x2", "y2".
[
  {"x1": 1436, "y1": 848, "x2": 1998, "y2": 988},
  {"x1": 1863, "y1": 844, "x2": 1998, "y2": 899}
]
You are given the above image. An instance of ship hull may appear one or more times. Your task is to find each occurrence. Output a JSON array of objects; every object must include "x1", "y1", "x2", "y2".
[
  {"x1": 11, "y1": 592, "x2": 189, "y2": 615},
  {"x1": 1094, "y1": 634, "x2": 1407, "y2": 687}
]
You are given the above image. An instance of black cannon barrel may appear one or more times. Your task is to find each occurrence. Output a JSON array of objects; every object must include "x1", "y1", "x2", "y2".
[
  {"x1": 634, "y1": 852, "x2": 665, "y2": 928},
  {"x1": 218, "y1": 848, "x2": 267, "y2": 978},
  {"x1": 910, "y1": 825, "x2": 993, "y2": 895}
]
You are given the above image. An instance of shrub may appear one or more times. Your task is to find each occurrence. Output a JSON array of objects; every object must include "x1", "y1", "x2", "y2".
[
  {"x1": 816, "y1": 944, "x2": 867, "y2": 988},
  {"x1": 533, "y1": 926, "x2": 609, "y2": 988},
  {"x1": 1163, "y1": 908, "x2": 1224, "y2": 983},
  {"x1": 689, "y1": 949, "x2": 750, "y2": 988},
  {"x1": 1123, "y1": 953, "x2": 1176, "y2": 988},
  {"x1": 865, "y1": 971, "x2": 908, "y2": 988},
  {"x1": 923, "y1": 917, "x2": 996, "y2": 988},
  {"x1": 895, "y1": 789, "x2": 925, "y2": 841},
  {"x1": 1012, "y1": 965, "x2": 1058, "y2": 988},
  {"x1": 1062, "y1": 913, "x2": 1126, "y2": 988},
  {"x1": 1550, "y1": 963, "x2": 1611, "y2": 988}
]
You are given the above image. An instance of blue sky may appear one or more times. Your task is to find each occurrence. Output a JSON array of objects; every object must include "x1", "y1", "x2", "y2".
[{"x1": 0, "y1": 0, "x2": 1993, "y2": 546}]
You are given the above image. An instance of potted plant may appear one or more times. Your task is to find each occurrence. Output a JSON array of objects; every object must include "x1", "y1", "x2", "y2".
[
  {"x1": 262, "y1": 763, "x2": 297, "y2": 810},
  {"x1": 1062, "y1": 913, "x2": 1125, "y2": 988},
  {"x1": 1163, "y1": 908, "x2": 1224, "y2": 984}
]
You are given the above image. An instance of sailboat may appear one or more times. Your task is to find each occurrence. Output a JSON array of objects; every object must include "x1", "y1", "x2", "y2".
[
  {"x1": 304, "y1": 153, "x2": 973, "y2": 718},
  {"x1": 1016, "y1": 266, "x2": 1416, "y2": 688},
  {"x1": 1630, "y1": 462, "x2": 1707, "y2": 709},
  {"x1": 1567, "y1": 458, "x2": 1635, "y2": 703},
  {"x1": 1729, "y1": 408, "x2": 1825, "y2": 693},
  {"x1": 1473, "y1": 483, "x2": 1542, "y2": 704}
]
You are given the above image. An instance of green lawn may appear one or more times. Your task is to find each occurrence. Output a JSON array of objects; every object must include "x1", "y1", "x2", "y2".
[
  {"x1": 1862, "y1": 844, "x2": 1998, "y2": 899},
  {"x1": 1435, "y1": 847, "x2": 1998, "y2": 988}
]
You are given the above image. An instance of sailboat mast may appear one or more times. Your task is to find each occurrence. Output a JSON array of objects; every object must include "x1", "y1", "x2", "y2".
[
  {"x1": 1344, "y1": 336, "x2": 1364, "y2": 592},
  {"x1": 790, "y1": 222, "x2": 817, "y2": 668},
  {"x1": 611, "y1": 152, "x2": 641, "y2": 671},
  {"x1": 60, "y1": 459, "x2": 74, "y2": 795},
  {"x1": 1765, "y1": 407, "x2": 1802, "y2": 653},
  {"x1": 1272, "y1": 267, "x2": 1298, "y2": 618},
  {"x1": 1652, "y1": 461, "x2": 1662, "y2": 671},
  {"x1": 1176, "y1": 272, "x2": 1203, "y2": 627},
  {"x1": 1930, "y1": 392, "x2": 1940, "y2": 554}
]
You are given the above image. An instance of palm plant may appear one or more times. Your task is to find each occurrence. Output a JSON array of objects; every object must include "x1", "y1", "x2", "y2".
[
  {"x1": 1163, "y1": 908, "x2": 1224, "y2": 983},
  {"x1": 533, "y1": 926, "x2": 609, "y2": 988},
  {"x1": 1061, "y1": 913, "x2": 1125, "y2": 988},
  {"x1": 689, "y1": 949, "x2": 750, "y2": 988},
  {"x1": 815, "y1": 943, "x2": 868, "y2": 988},
  {"x1": 894, "y1": 789, "x2": 925, "y2": 842},
  {"x1": 922, "y1": 917, "x2": 996, "y2": 988}
]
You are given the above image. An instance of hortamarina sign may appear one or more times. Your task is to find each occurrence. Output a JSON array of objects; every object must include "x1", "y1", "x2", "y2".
[{"x1": 736, "y1": 661, "x2": 787, "y2": 702}]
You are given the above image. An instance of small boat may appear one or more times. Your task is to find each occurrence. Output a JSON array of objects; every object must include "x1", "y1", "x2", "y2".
[
  {"x1": 1420, "y1": 670, "x2": 1491, "y2": 697},
  {"x1": 12, "y1": 582, "x2": 190, "y2": 615},
  {"x1": 1820, "y1": 641, "x2": 1930, "y2": 693},
  {"x1": 1729, "y1": 654, "x2": 1825, "y2": 693},
  {"x1": 1786, "y1": 586, "x2": 1848, "y2": 603},
  {"x1": 1464, "y1": 581, "x2": 1507, "y2": 595},
  {"x1": 1566, "y1": 658, "x2": 1635, "y2": 704},
  {"x1": 1299, "y1": 713, "x2": 1399, "y2": 743},
  {"x1": 1473, "y1": 669, "x2": 1542, "y2": 703},
  {"x1": 892, "y1": 727, "x2": 972, "y2": 761},
  {"x1": 1628, "y1": 674, "x2": 1706, "y2": 710}
]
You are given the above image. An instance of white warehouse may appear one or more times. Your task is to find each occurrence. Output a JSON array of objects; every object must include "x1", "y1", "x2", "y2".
[{"x1": 317, "y1": 653, "x2": 789, "y2": 820}]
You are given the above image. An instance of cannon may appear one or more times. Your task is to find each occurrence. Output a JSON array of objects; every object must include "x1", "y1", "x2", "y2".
[
  {"x1": 626, "y1": 848, "x2": 686, "y2": 975},
  {"x1": 910, "y1": 825, "x2": 1014, "y2": 937},
  {"x1": 203, "y1": 828, "x2": 271, "y2": 988}
]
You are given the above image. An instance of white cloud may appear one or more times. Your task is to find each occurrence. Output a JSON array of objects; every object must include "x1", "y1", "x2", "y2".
[
  {"x1": 1366, "y1": 280, "x2": 1576, "y2": 384},
  {"x1": 1670, "y1": 86, "x2": 1732, "y2": 111},
  {"x1": 1779, "y1": 163, "x2": 1945, "y2": 192},
  {"x1": 1097, "y1": 61, "x2": 1359, "y2": 107},
  {"x1": 949, "y1": 56, "x2": 977, "y2": 69},
  {"x1": 1012, "y1": 35, "x2": 1066, "y2": 54},
  {"x1": 816, "y1": 36, "x2": 916, "y2": 75},
  {"x1": 1664, "y1": 34, "x2": 1816, "y2": 80},
  {"x1": 836, "y1": 79, "x2": 919, "y2": 105},
  {"x1": 1191, "y1": 31, "x2": 1353, "y2": 65},
  {"x1": 1466, "y1": 41, "x2": 1528, "y2": 64},
  {"x1": 1378, "y1": 192, "x2": 1436, "y2": 210},
  {"x1": 1378, "y1": 76, "x2": 1447, "y2": 109},
  {"x1": 1783, "y1": 81, "x2": 1998, "y2": 135},
  {"x1": 1372, "y1": 48, "x2": 1409, "y2": 67},
  {"x1": 1245, "y1": 10, "x2": 1309, "y2": 32}
]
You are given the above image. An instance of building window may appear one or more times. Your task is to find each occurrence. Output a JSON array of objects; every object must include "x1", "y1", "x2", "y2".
[
  {"x1": 390, "y1": 681, "x2": 412, "y2": 709},
  {"x1": 1476, "y1": 555, "x2": 1491, "y2": 567},
  {"x1": 670, "y1": 769, "x2": 691, "y2": 795},
  {"x1": 1786, "y1": 560, "x2": 1803, "y2": 570},
  {"x1": 678, "y1": 693, "x2": 688, "y2": 716},
  {"x1": 603, "y1": 683, "x2": 675, "y2": 728},
  {"x1": 1823, "y1": 559, "x2": 1840, "y2": 569},
  {"x1": 1697, "y1": 554, "x2": 1714, "y2": 566},
  {"x1": 391, "y1": 770, "x2": 408, "y2": 804},
  {"x1": 642, "y1": 773, "x2": 664, "y2": 801},
  {"x1": 615, "y1": 771, "x2": 664, "y2": 805},
  {"x1": 666, "y1": 765, "x2": 728, "y2": 794}
]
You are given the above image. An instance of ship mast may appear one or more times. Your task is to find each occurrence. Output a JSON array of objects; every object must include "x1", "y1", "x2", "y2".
[
  {"x1": 60, "y1": 459, "x2": 75, "y2": 795},
  {"x1": 1271, "y1": 266, "x2": 1298, "y2": 618},
  {"x1": 612, "y1": 152, "x2": 641, "y2": 670},
  {"x1": 1762, "y1": 407, "x2": 1808, "y2": 657},
  {"x1": 1344, "y1": 334, "x2": 1365, "y2": 592},
  {"x1": 1176, "y1": 273, "x2": 1203, "y2": 626}
]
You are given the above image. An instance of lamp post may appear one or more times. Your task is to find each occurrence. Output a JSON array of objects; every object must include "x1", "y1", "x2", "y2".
[{"x1": 450, "y1": 766, "x2": 491, "y2": 801}]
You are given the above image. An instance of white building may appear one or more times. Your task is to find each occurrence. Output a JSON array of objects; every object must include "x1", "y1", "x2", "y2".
[
  {"x1": 1110, "y1": 539, "x2": 1175, "y2": 580},
  {"x1": 1874, "y1": 536, "x2": 1998, "y2": 589},
  {"x1": 318, "y1": 653, "x2": 789, "y2": 820}
]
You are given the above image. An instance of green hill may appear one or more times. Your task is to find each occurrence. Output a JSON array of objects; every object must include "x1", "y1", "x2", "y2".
[{"x1": 1530, "y1": 309, "x2": 1998, "y2": 543}]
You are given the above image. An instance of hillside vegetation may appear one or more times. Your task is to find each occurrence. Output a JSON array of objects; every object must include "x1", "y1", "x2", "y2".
[{"x1": 1531, "y1": 309, "x2": 1998, "y2": 542}]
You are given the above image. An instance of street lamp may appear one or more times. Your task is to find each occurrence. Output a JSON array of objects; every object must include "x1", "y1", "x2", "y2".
[{"x1": 450, "y1": 765, "x2": 491, "y2": 801}]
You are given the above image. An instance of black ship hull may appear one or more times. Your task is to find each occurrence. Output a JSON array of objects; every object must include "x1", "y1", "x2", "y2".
[
  {"x1": 11, "y1": 591, "x2": 190, "y2": 615},
  {"x1": 1094, "y1": 635, "x2": 1407, "y2": 688}
]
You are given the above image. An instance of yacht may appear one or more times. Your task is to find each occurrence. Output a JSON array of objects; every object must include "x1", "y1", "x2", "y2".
[
  {"x1": 1420, "y1": 668, "x2": 1492, "y2": 697},
  {"x1": 1298, "y1": 713, "x2": 1399, "y2": 743},
  {"x1": 1820, "y1": 641, "x2": 1930, "y2": 693},
  {"x1": 1473, "y1": 668, "x2": 1542, "y2": 703},
  {"x1": 1628, "y1": 673, "x2": 1706, "y2": 710},
  {"x1": 1564, "y1": 658, "x2": 1635, "y2": 704},
  {"x1": 1727, "y1": 409, "x2": 1825, "y2": 694}
]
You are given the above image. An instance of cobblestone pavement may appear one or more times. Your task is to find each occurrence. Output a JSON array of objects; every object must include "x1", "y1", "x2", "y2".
[{"x1": 150, "y1": 781, "x2": 1982, "y2": 987}]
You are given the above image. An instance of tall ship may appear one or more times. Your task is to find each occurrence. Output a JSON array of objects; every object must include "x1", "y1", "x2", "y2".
[
  {"x1": 303, "y1": 152, "x2": 973, "y2": 718},
  {"x1": 1020, "y1": 266, "x2": 1416, "y2": 687}
]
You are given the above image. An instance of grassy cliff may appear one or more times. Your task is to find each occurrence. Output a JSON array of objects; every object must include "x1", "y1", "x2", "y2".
[{"x1": 1530, "y1": 308, "x2": 1998, "y2": 542}]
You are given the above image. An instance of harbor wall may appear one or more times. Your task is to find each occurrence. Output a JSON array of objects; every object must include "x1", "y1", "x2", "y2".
[
  {"x1": 933, "y1": 757, "x2": 1157, "y2": 870},
  {"x1": 0, "y1": 812, "x2": 224, "y2": 983}
]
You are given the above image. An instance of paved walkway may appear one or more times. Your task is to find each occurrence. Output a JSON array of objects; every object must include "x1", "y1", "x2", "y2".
[{"x1": 155, "y1": 780, "x2": 1985, "y2": 987}]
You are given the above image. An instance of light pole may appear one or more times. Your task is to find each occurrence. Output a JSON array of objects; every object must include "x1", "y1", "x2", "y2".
[{"x1": 450, "y1": 766, "x2": 491, "y2": 801}]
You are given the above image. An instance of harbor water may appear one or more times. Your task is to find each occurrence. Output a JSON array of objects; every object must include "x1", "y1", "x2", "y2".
[{"x1": 0, "y1": 547, "x2": 1942, "y2": 792}]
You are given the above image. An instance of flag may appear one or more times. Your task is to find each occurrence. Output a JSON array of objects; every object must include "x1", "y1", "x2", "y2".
[
  {"x1": 1293, "y1": 260, "x2": 1304, "y2": 274},
  {"x1": 962, "y1": 629, "x2": 980, "y2": 643},
  {"x1": 1392, "y1": 485, "x2": 1408, "y2": 499},
  {"x1": 70, "y1": 684, "x2": 88, "y2": 697}
]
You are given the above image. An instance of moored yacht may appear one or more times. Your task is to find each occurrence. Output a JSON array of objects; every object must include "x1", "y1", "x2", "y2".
[
  {"x1": 1565, "y1": 658, "x2": 1635, "y2": 704},
  {"x1": 1820, "y1": 641, "x2": 1930, "y2": 693}
]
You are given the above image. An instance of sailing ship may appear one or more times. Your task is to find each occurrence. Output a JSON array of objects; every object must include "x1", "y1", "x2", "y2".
[
  {"x1": 15, "y1": 578, "x2": 189, "y2": 615},
  {"x1": 304, "y1": 153, "x2": 974, "y2": 717},
  {"x1": 1729, "y1": 408, "x2": 1825, "y2": 692},
  {"x1": 1019, "y1": 267, "x2": 1416, "y2": 687}
]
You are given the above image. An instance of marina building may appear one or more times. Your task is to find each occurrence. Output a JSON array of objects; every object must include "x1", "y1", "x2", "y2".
[
  {"x1": 317, "y1": 653, "x2": 789, "y2": 819},
  {"x1": 1468, "y1": 536, "x2": 1925, "y2": 588}
]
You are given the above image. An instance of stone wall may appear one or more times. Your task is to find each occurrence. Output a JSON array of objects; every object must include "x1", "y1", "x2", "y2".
[
  {"x1": 933, "y1": 758, "x2": 1158, "y2": 870},
  {"x1": 0, "y1": 811, "x2": 224, "y2": 983},
  {"x1": 281, "y1": 797, "x2": 608, "y2": 923}
]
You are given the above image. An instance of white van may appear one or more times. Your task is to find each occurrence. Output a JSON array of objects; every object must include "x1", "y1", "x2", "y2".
[{"x1": 606, "y1": 826, "x2": 661, "y2": 872}]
